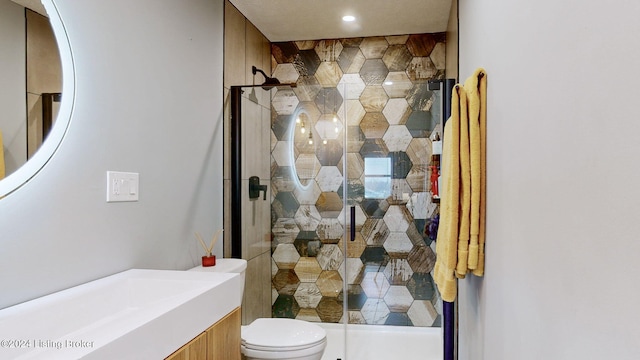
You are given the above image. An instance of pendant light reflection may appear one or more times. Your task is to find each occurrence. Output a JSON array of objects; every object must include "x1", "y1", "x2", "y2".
[
  {"x1": 290, "y1": 108, "x2": 316, "y2": 192},
  {"x1": 298, "y1": 113, "x2": 306, "y2": 134}
]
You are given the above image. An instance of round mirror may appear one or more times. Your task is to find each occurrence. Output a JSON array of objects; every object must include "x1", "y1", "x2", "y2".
[{"x1": 0, "y1": 0, "x2": 74, "y2": 198}]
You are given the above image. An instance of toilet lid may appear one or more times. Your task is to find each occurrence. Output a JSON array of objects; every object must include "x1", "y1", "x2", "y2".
[{"x1": 242, "y1": 318, "x2": 327, "y2": 348}]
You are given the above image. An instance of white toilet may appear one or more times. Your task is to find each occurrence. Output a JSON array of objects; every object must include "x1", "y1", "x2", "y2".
[{"x1": 189, "y1": 259, "x2": 327, "y2": 360}]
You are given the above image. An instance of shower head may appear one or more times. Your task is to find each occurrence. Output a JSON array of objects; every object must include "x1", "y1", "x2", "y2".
[{"x1": 252, "y1": 66, "x2": 281, "y2": 90}]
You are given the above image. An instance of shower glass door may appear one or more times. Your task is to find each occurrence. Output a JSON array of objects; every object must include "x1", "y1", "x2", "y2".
[
  {"x1": 265, "y1": 80, "x2": 443, "y2": 357},
  {"x1": 341, "y1": 76, "x2": 443, "y2": 358}
]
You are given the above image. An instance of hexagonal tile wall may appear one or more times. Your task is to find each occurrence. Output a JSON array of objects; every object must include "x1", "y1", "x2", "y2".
[
  {"x1": 294, "y1": 231, "x2": 322, "y2": 257},
  {"x1": 294, "y1": 49, "x2": 321, "y2": 77},
  {"x1": 361, "y1": 298, "x2": 390, "y2": 324},
  {"x1": 317, "y1": 270, "x2": 343, "y2": 297},
  {"x1": 360, "y1": 37, "x2": 389, "y2": 59},
  {"x1": 338, "y1": 73, "x2": 366, "y2": 100},
  {"x1": 383, "y1": 72, "x2": 414, "y2": 99},
  {"x1": 384, "y1": 286, "x2": 414, "y2": 312},
  {"x1": 272, "y1": 89, "x2": 299, "y2": 115},
  {"x1": 383, "y1": 125, "x2": 413, "y2": 152},
  {"x1": 294, "y1": 181, "x2": 322, "y2": 205},
  {"x1": 360, "y1": 113, "x2": 389, "y2": 139},
  {"x1": 316, "y1": 166, "x2": 343, "y2": 192},
  {"x1": 315, "y1": 40, "x2": 343, "y2": 62},
  {"x1": 294, "y1": 257, "x2": 323, "y2": 282},
  {"x1": 359, "y1": 59, "x2": 389, "y2": 86},
  {"x1": 384, "y1": 258, "x2": 414, "y2": 285},
  {"x1": 270, "y1": 33, "x2": 445, "y2": 327},
  {"x1": 294, "y1": 205, "x2": 321, "y2": 232},
  {"x1": 382, "y1": 45, "x2": 413, "y2": 72},
  {"x1": 317, "y1": 218, "x2": 343, "y2": 243},
  {"x1": 359, "y1": 86, "x2": 389, "y2": 112},
  {"x1": 272, "y1": 218, "x2": 299, "y2": 246},
  {"x1": 383, "y1": 98, "x2": 412, "y2": 125},
  {"x1": 273, "y1": 245, "x2": 301, "y2": 270},
  {"x1": 294, "y1": 283, "x2": 323, "y2": 308},
  {"x1": 273, "y1": 63, "x2": 300, "y2": 84}
]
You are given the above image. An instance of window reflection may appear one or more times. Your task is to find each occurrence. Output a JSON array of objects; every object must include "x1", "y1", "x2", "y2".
[{"x1": 364, "y1": 157, "x2": 391, "y2": 199}]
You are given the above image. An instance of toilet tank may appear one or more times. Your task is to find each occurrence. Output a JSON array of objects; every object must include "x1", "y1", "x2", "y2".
[{"x1": 188, "y1": 258, "x2": 247, "y2": 297}]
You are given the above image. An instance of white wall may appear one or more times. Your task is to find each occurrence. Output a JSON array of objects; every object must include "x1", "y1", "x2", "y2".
[
  {"x1": 0, "y1": 0, "x2": 224, "y2": 309},
  {"x1": 457, "y1": 0, "x2": 640, "y2": 359},
  {"x1": 0, "y1": 0, "x2": 27, "y2": 176}
]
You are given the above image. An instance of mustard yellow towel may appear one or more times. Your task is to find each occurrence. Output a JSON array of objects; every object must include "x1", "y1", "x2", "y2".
[
  {"x1": 0, "y1": 130, "x2": 5, "y2": 180},
  {"x1": 455, "y1": 86, "x2": 470, "y2": 279},
  {"x1": 434, "y1": 85, "x2": 464, "y2": 302},
  {"x1": 464, "y1": 69, "x2": 483, "y2": 271},
  {"x1": 434, "y1": 69, "x2": 487, "y2": 300},
  {"x1": 473, "y1": 69, "x2": 487, "y2": 277}
]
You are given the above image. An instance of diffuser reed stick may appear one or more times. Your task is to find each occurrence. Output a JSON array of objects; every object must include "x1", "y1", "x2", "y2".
[
  {"x1": 194, "y1": 229, "x2": 223, "y2": 256},
  {"x1": 209, "y1": 229, "x2": 223, "y2": 253},
  {"x1": 195, "y1": 232, "x2": 210, "y2": 256}
]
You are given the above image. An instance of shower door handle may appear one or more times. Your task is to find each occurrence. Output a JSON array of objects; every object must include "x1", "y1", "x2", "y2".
[{"x1": 350, "y1": 206, "x2": 356, "y2": 241}]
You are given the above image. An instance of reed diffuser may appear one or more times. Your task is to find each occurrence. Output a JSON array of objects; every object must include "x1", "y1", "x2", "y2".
[{"x1": 195, "y1": 229, "x2": 222, "y2": 267}]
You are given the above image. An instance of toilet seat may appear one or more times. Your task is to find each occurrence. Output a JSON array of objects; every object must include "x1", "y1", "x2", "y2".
[
  {"x1": 241, "y1": 340, "x2": 326, "y2": 359},
  {"x1": 241, "y1": 318, "x2": 327, "y2": 359},
  {"x1": 242, "y1": 338, "x2": 326, "y2": 352}
]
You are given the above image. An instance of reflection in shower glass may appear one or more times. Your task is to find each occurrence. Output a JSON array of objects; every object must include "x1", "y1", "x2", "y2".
[
  {"x1": 364, "y1": 157, "x2": 391, "y2": 199},
  {"x1": 269, "y1": 33, "x2": 446, "y2": 328}
]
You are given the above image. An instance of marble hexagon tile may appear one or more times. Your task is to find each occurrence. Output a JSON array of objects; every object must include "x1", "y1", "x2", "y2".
[
  {"x1": 383, "y1": 205, "x2": 411, "y2": 232},
  {"x1": 315, "y1": 166, "x2": 343, "y2": 192},
  {"x1": 383, "y1": 232, "x2": 414, "y2": 257},
  {"x1": 294, "y1": 283, "x2": 323, "y2": 308},
  {"x1": 407, "y1": 300, "x2": 438, "y2": 327},
  {"x1": 383, "y1": 258, "x2": 414, "y2": 285},
  {"x1": 383, "y1": 125, "x2": 413, "y2": 152},
  {"x1": 272, "y1": 244, "x2": 301, "y2": 269},
  {"x1": 316, "y1": 243, "x2": 344, "y2": 271},
  {"x1": 384, "y1": 286, "x2": 414, "y2": 313},
  {"x1": 361, "y1": 271, "x2": 390, "y2": 298},
  {"x1": 361, "y1": 298, "x2": 390, "y2": 324},
  {"x1": 294, "y1": 205, "x2": 321, "y2": 232},
  {"x1": 272, "y1": 88, "x2": 299, "y2": 115}
]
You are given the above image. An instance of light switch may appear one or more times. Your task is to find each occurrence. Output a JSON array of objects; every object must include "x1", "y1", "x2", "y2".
[{"x1": 106, "y1": 171, "x2": 139, "y2": 202}]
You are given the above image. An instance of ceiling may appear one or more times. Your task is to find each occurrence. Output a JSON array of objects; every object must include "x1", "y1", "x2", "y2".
[
  {"x1": 10, "y1": 0, "x2": 47, "y2": 16},
  {"x1": 228, "y1": 0, "x2": 454, "y2": 42}
]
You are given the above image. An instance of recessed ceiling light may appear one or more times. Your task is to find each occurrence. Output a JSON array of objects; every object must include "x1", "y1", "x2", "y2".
[{"x1": 342, "y1": 15, "x2": 356, "y2": 22}]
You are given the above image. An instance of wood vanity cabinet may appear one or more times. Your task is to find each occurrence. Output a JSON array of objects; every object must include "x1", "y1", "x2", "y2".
[{"x1": 166, "y1": 307, "x2": 241, "y2": 360}]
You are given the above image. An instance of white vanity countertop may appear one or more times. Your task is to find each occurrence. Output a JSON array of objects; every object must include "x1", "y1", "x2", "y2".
[{"x1": 0, "y1": 269, "x2": 241, "y2": 360}]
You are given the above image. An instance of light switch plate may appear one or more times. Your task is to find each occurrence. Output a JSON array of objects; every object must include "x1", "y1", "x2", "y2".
[{"x1": 106, "y1": 171, "x2": 139, "y2": 202}]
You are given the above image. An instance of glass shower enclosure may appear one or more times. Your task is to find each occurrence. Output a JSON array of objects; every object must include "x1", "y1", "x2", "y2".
[{"x1": 229, "y1": 73, "x2": 444, "y2": 357}]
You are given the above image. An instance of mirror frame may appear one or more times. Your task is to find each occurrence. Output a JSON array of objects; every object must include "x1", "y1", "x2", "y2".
[{"x1": 0, "y1": 0, "x2": 74, "y2": 198}]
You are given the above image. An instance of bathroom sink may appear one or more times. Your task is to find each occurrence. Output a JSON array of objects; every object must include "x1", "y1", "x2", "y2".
[{"x1": 0, "y1": 269, "x2": 242, "y2": 359}]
